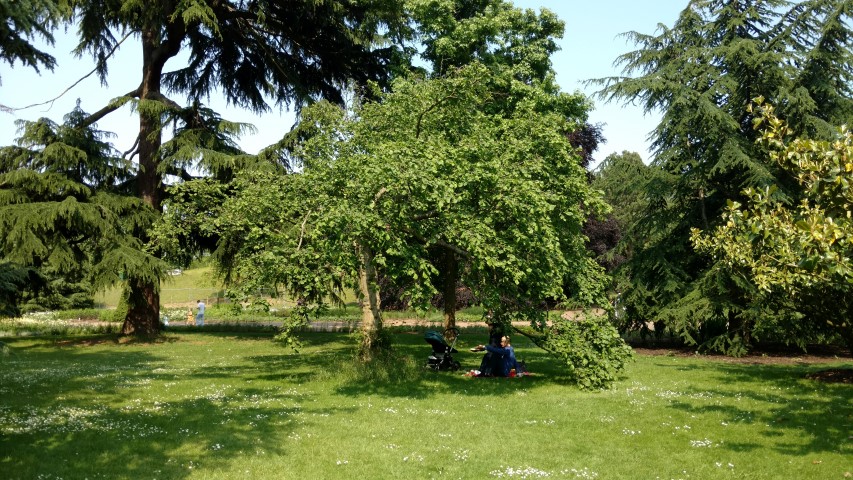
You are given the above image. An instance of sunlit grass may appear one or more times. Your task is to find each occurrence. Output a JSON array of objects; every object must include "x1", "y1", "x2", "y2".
[{"x1": 1, "y1": 332, "x2": 850, "y2": 479}]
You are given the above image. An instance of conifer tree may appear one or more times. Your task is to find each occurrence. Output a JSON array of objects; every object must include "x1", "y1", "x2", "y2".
[
  {"x1": 2, "y1": 0, "x2": 408, "y2": 334},
  {"x1": 0, "y1": 102, "x2": 159, "y2": 316},
  {"x1": 0, "y1": 0, "x2": 64, "y2": 84},
  {"x1": 591, "y1": 0, "x2": 853, "y2": 354}
]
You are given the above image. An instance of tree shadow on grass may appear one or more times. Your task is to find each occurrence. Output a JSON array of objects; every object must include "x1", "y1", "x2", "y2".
[
  {"x1": 0, "y1": 337, "x2": 351, "y2": 479},
  {"x1": 325, "y1": 333, "x2": 593, "y2": 399},
  {"x1": 653, "y1": 360, "x2": 853, "y2": 457}
]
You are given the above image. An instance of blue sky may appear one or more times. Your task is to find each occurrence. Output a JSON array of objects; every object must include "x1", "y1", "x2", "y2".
[{"x1": 0, "y1": 1, "x2": 686, "y2": 166}]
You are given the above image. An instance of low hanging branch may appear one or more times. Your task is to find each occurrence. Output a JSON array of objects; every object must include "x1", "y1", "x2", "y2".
[{"x1": 1, "y1": 32, "x2": 134, "y2": 114}]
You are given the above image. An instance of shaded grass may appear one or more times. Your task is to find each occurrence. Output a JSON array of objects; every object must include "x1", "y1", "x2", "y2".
[{"x1": 1, "y1": 332, "x2": 850, "y2": 479}]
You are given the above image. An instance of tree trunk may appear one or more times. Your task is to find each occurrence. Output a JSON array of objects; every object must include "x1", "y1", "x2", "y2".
[
  {"x1": 121, "y1": 279, "x2": 161, "y2": 336},
  {"x1": 357, "y1": 242, "x2": 384, "y2": 358},
  {"x1": 442, "y1": 249, "x2": 458, "y2": 336},
  {"x1": 121, "y1": 28, "x2": 169, "y2": 335}
]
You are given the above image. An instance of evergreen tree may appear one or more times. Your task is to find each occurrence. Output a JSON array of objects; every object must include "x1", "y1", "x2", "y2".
[
  {"x1": 0, "y1": 0, "x2": 64, "y2": 84},
  {"x1": 0, "y1": 102, "x2": 159, "y2": 316},
  {"x1": 590, "y1": 0, "x2": 853, "y2": 354},
  {"x1": 3, "y1": 0, "x2": 408, "y2": 334}
]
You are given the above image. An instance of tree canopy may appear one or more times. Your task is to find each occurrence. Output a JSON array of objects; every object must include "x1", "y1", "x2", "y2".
[
  {"x1": 1, "y1": 0, "x2": 411, "y2": 334},
  {"x1": 180, "y1": 64, "x2": 609, "y2": 356},
  {"x1": 0, "y1": 0, "x2": 64, "y2": 84},
  {"x1": 693, "y1": 102, "x2": 853, "y2": 354}
]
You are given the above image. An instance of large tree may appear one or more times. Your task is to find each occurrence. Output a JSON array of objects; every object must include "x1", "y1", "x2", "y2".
[
  {"x1": 3, "y1": 0, "x2": 407, "y2": 334},
  {"x1": 199, "y1": 64, "x2": 609, "y2": 357},
  {"x1": 590, "y1": 0, "x2": 853, "y2": 354},
  {"x1": 402, "y1": 0, "x2": 601, "y2": 331},
  {"x1": 0, "y1": 103, "x2": 159, "y2": 316}
]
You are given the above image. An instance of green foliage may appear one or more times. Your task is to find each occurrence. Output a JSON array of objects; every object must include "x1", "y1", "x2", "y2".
[
  {"x1": 9, "y1": 0, "x2": 412, "y2": 333},
  {"x1": 693, "y1": 101, "x2": 853, "y2": 353},
  {"x1": 533, "y1": 315, "x2": 634, "y2": 390},
  {"x1": 0, "y1": 262, "x2": 30, "y2": 317},
  {"x1": 410, "y1": 0, "x2": 564, "y2": 84},
  {"x1": 0, "y1": 0, "x2": 65, "y2": 82},
  {"x1": 589, "y1": 0, "x2": 853, "y2": 354},
  {"x1": 202, "y1": 64, "x2": 607, "y2": 325},
  {"x1": 0, "y1": 103, "x2": 165, "y2": 316}
]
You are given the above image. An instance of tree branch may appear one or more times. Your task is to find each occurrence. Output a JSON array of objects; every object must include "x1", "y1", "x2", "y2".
[
  {"x1": 412, "y1": 210, "x2": 440, "y2": 221},
  {"x1": 296, "y1": 211, "x2": 311, "y2": 251},
  {"x1": 81, "y1": 88, "x2": 141, "y2": 128},
  {"x1": 415, "y1": 94, "x2": 456, "y2": 139},
  {"x1": 1, "y1": 32, "x2": 134, "y2": 114}
]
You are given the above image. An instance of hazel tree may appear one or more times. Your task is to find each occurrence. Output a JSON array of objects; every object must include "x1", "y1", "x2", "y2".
[{"x1": 208, "y1": 64, "x2": 610, "y2": 358}]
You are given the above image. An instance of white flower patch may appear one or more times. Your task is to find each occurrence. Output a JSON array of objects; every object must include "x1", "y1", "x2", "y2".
[
  {"x1": 622, "y1": 428, "x2": 641, "y2": 435},
  {"x1": 383, "y1": 407, "x2": 398, "y2": 414},
  {"x1": 210, "y1": 443, "x2": 224, "y2": 451},
  {"x1": 426, "y1": 409, "x2": 449, "y2": 415},
  {"x1": 490, "y1": 465, "x2": 552, "y2": 478},
  {"x1": 690, "y1": 438, "x2": 717, "y2": 448},
  {"x1": 524, "y1": 419, "x2": 556, "y2": 426},
  {"x1": 560, "y1": 467, "x2": 599, "y2": 479},
  {"x1": 336, "y1": 460, "x2": 349, "y2": 465},
  {"x1": 402, "y1": 453, "x2": 424, "y2": 462},
  {"x1": 625, "y1": 384, "x2": 650, "y2": 396},
  {"x1": 454, "y1": 449, "x2": 470, "y2": 461},
  {"x1": 656, "y1": 390, "x2": 682, "y2": 399},
  {"x1": 688, "y1": 391, "x2": 714, "y2": 400}
]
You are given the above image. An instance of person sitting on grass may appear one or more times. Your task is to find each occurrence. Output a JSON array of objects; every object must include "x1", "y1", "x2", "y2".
[{"x1": 475, "y1": 335, "x2": 521, "y2": 377}]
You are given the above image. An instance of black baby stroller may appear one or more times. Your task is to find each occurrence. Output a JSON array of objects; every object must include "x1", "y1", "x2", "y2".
[{"x1": 425, "y1": 328, "x2": 461, "y2": 371}]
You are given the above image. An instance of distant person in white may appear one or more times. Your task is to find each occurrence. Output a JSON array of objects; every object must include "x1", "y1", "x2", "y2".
[{"x1": 196, "y1": 300, "x2": 205, "y2": 326}]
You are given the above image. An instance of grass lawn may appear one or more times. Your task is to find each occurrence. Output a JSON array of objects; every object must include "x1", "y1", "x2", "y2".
[{"x1": 1, "y1": 331, "x2": 850, "y2": 479}]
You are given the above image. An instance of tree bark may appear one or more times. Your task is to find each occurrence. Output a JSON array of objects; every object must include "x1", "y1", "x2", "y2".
[
  {"x1": 442, "y1": 248, "x2": 458, "y2": 335},
  {"x1": 357, "y1": 242, "x2": 384, "y2": 358},
  {"x1": 120, "y1": 27, "x2": 173, "y2": 335},
  {"x1": 121, "y1": 280, "x2": 160, "y2": 336}
]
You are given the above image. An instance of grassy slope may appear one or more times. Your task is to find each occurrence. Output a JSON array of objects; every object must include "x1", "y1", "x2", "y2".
[
  {"x1": 1, "y1": 332, "x2": 850, "y2": 479},
  {"x1": 95, "y1": 267, "x2": 225, "y2": 308}
]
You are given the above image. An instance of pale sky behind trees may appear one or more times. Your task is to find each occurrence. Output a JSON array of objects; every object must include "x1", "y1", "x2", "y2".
[{"x1": 0, "y1": 0, "x2": 686, "y2": 167}]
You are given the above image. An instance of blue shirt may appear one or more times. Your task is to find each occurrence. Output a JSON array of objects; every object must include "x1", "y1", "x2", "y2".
[{"x1": 483, "y1": 344, "x2": 518, "y2": 377}]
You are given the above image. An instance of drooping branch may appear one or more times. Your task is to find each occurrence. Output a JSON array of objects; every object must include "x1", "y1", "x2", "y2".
[{"x1": 1, "y1": 32, "x2": 134, "y2": 113}]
